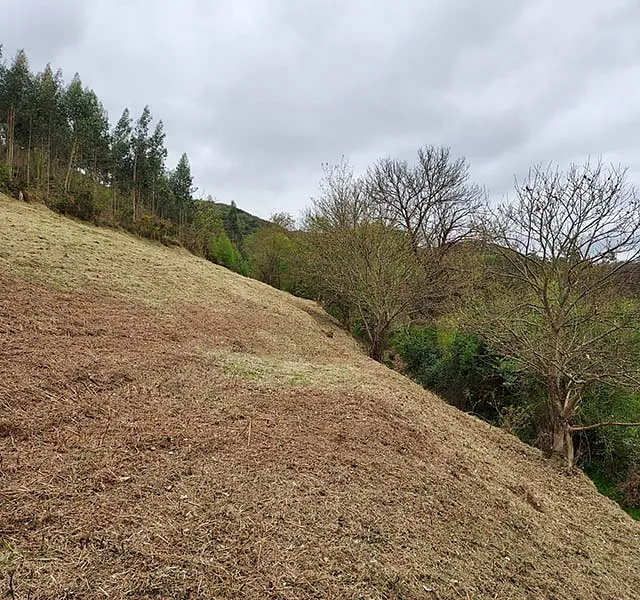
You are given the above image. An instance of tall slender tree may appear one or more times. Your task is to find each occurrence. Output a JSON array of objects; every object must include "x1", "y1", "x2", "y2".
[
  {"x1": 110, "y1": 108, "x2": 133, "y2": 213},
  {"x1": 131, "y1": 106, "x2": 151, "y2": 220},
  {"x1": 169, "y1": 152, "x2": 196, "y2": 234},
  {"x1": 147, "y1": 120, "x2": 167, "y2": 216},
  {"x1": 0, "y1": 50, "x2": 32, "y2": 180}
]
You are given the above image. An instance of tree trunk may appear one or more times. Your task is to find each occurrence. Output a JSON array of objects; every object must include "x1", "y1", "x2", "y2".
[
  {"x1": 548, "y1": 379, "x2": 576, "y2": 467},
  {"x1": 93, "y1": 152, "x2": 98, "y2": 198},
  {"x1": 65, "y1": 138, "x2": 77, "y2": 193},
  {"x1": 151, "y1": 177, "x2": 156, "y2": 217},
  {"x1": 368, "y1": 323, "x2": 389, "y2": 362},
  {"x1": 46, "y1": 124, "x2": 52, "y2": 199},
  {"x1": 7, "y1": 107, "x2": 15, "y2": 179},
  {"x1": 551, "y1": 418, "x2": 574, "y2": 467},
  {"x1": 132, "y1": 153, "x2": 138, "y2": 222},
  {"x1": 26, "y1": 116, "x2": 33, "y2": 188},
  {"x1": 369, "y1": 336, "x2": 384, "y2": 362}
]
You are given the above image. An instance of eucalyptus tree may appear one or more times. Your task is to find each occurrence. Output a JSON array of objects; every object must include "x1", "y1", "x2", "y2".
[{"x1": 0, "y1": 49, "x2": 32, "y2": 180}]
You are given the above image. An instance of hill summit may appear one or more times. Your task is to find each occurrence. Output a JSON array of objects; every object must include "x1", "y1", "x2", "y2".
[{"x1": 1, "y1": 194, "x2": 639, "y2": 599}]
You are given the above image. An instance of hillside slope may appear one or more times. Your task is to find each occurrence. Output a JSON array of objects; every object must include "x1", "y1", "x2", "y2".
[{"x1": 1, "y1": 194, "x2": 639, "y2": 599}]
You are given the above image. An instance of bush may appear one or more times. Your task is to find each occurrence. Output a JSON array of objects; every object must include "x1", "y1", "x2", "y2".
[
  {"x1": 133, "y1": 214, "x2": 178, "y2": 243},
  {"x1": 208, "y1": 232, "x2": 248, "y2": 275},
  {"x1": 390, "y1": 325, "x2": 544, "y2": 438},
  {"x1": 617, "y1": 469, "x2": 640, "y2": 508},
  {"x1": 51, "y1": 190, "x2": 98, "y2": 221},
  {"x1": 391, "y1": 326, "x2": 441, "y2": 388}
]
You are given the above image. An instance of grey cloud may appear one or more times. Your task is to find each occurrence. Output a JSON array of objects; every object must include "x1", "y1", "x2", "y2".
[
  {"x1": 2, "y1": 1, "x2": 87, "y2": 67},
  {"x1": 4, "y1": 0, "x2": 640, "y2": 217}
]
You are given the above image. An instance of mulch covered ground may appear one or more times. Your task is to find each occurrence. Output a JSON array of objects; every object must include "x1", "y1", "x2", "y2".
[
  {"x1": 1, "y1": 197, "x2": 640, "y2": 599},
  {"x1": 2, "y1": 275, "x2": 640, "y2": 599}
]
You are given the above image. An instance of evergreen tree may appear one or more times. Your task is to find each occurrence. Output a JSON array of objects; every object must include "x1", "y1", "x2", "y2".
[
  {"x1": 60, "y1": 75, "x2": 108, "y2": 193},
  {"x1": 131, "y1": 105, "x2": 151, "y2": 219},
  {"x1": 0, "y1": 48, "x2": 198, "y2": 240},
  {"x1": 111, "y1": 108, "x2": 133, "y2": 212},
  {"x1": 0, "y1": 50, "x2": 32, "y2": 180},
  {"x1": 32, "y1": 64, "x2": 64, "y2": 195},
  {"x1": 147, "y1": 120, "x2": 167, "y2": 216},
  {"x1": 224, "y1": 200, "x2": 243, "y2": 248},
  {"x1": 169, "y1": 152, "x2": 196, "y2": 232}
]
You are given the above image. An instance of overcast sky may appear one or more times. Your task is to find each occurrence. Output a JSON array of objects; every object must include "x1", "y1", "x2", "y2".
[{"x1": 3, "y1": 0, "x2": 640, "y2": 219}]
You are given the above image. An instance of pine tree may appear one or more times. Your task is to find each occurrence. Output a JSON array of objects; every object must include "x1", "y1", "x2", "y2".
[
  {"x1": 224, "y1": 200, "x2": 243, "y2": 248},
  {"x1": 110, "y1": 109, "x2": 133, "y2": 213}
]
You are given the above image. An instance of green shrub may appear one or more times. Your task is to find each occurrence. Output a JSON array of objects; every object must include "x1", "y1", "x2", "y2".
[
  {"x1": 391, "y1": 326, "x2": 441, "y2": 388},
  {"x1": 391, "y1": 325, "x2": 543, "y2": 438},
  {"x1": 50, "y1": 191, "x2": 98, "y2": 221},
  {"x1": 207, "y1": 232, "x2": 247, "y2": 275},
  {"x1": 134, "y1": 214, "x2": 178, "y2": 243},
  {"x1": 579, "y1": 388, "x2": 640, "y2": 477}
]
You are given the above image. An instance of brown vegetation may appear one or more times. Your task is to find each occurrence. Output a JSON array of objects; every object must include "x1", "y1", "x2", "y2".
[{"x1": 1, "y1": 194, "x2": 639, "y2": 599}]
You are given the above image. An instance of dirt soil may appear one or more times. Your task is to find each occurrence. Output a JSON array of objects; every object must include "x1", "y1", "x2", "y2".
[{"x1": 1, "y1": 195, "x2": 639, "y2": 599}]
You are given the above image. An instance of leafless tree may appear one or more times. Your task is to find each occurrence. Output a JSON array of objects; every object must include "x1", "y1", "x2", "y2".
[
  {"x1": 365, "y1": 146, "x2": 485, "y2": 316},
  {"x1": 306, "y1": 158, "x2": 372, "y2": 232},
  {"x1": 269, "y1": 211, "x2": 296, "y2": 231},
  {"x1": 305, "y1": 158, "x2": 423, "y2": 361},
  {"x1": 475, "y1": 160, "x2": 640, "y2": 466},
  {"x1": 366, "y1": 145, "x2": 484, "y2": 251}
]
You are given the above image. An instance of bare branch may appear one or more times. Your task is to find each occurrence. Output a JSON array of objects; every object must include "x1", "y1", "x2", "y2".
[
  {"x1": 569, "y1": 422, "x2": 640, "y2": 433},
  {"x1": 473, "y1": 159, "x2": 640, "y2": 465}
]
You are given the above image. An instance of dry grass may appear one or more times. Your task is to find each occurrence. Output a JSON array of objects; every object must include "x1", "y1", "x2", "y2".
[{"x1": 1, "y1": 194, "x2": 640, "y2": 599}]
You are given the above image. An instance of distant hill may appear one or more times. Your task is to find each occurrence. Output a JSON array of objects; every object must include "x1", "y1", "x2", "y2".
[
  {"x1": 198, "y1": 199, "x2": 272, "y2": 239},
  {"x1": 1, "y1": 192, "x2": 639, "y2": 599}
]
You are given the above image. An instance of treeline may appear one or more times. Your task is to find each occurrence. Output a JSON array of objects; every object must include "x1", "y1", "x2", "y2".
[{"x1": 0, "y1": 47, "x2": 259, "y2": 272}]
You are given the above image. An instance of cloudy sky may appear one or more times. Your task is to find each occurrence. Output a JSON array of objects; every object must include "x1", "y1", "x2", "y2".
[{"x1": 3, "y1": 0, "x2": 640, "y2": 219}]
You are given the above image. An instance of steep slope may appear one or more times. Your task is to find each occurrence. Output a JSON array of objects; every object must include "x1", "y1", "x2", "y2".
[{"x1": 1, "y1": 194, "x2": 639, "y2": 599}]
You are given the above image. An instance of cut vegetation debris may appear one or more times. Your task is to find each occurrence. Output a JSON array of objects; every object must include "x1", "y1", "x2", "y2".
[{"x1": 1, "y1": 193, "x2": 639, "y2": 599}]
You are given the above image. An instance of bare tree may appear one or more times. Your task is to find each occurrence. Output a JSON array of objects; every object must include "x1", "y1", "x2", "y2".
[
  {"x1": 269, "y1": 211, "x2": 296, "y2": 231},
  {"x1": 366, "y1": 146, "x2": 485, "y2": 316},
  {"x1": 475, "y1": 161, "x2": 640, "y2": 466},
  {"x1": 305, "y1": 159, "x2": 423, "y2": 361},
  {"x1": 366, "y1": 145, "x2": 484, "y2": 251},
  {"x1": 307, "y1": 158, "x2": 372, "y2": 232}
]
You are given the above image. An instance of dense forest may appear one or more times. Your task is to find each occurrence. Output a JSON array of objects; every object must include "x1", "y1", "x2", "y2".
[{"x1": 2, "y1": 47, "x2": 639, "y2": 515}]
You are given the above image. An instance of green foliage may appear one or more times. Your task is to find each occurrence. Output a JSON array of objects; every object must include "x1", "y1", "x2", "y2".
[
  {"x1": 170, "y1": 154, "x2": 195, "y2": 202},
  {"x1": 584, "y1": 463, "x2": 640, "y2": 519},
  {"x1": 224, "y1": 200, "x2": 243, "y2": 247},
  {"x1": 51, "y1": 190, "x2": 97, "y2": 221},
  {"x1": 208, "y1": 231, "x2": 247, "y2": 275},
  {"x1": 204, "y1": 201, "x2": 267, "y2": 238},
  {"x1": 191, "y1": 206, "x2": 223, "y2": 255},
  {"x1": 391, "y1": 326, "x2": 441, "y2": 386},
  {"x1": 393, "y1": 324, "x2": 640, "y2": 512},
  {"x1": 133, "y1": 214, "x2": 178, "y2": 244},
  {"x1": 244, "y1": 225, "x2": 296, "y2": 290},
  {"x1": 579, "y1": 387, "x2": 640, "y2": 476},
  {"x1": 391, "y1": 325, "x2": 544, "y2": 437}
]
